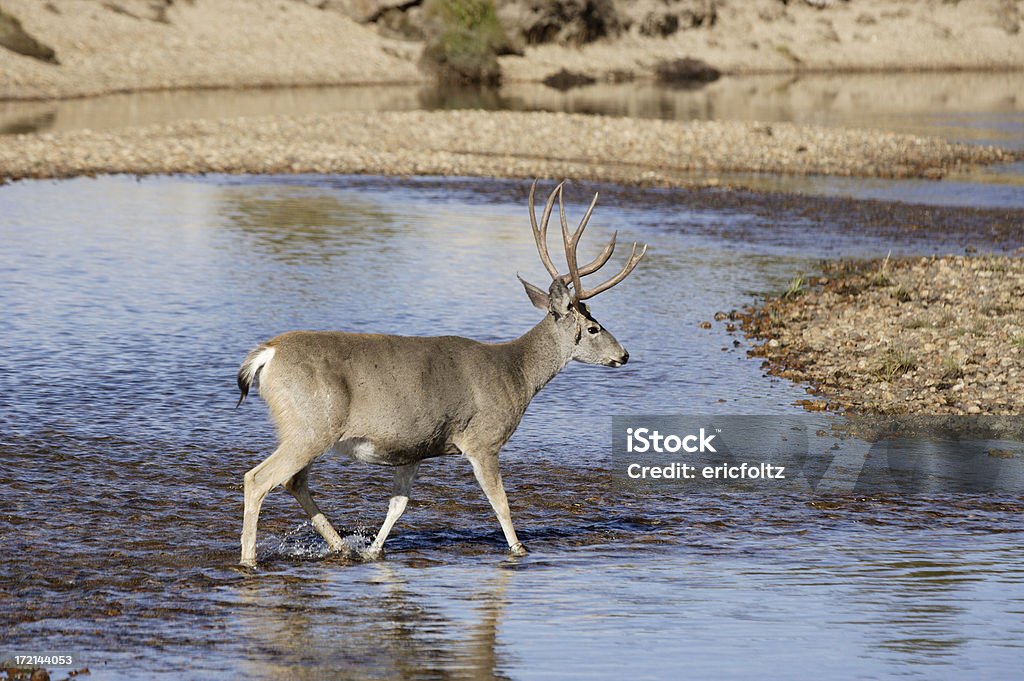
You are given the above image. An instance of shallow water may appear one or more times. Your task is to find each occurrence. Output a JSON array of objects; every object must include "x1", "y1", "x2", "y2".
[
  {"x1": 4, "y1": 72, "x2": 1023, "y2": 147},
  {"x1": 1, "y1": 175, "x2": 1022, "y2": 679},
  {"x1": 3, "y1": 72, "x2": 1024, "y2": 209}
]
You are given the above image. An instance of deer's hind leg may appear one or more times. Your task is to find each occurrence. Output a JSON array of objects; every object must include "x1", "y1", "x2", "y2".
[
  {"x1": 284, "y1": 464, "x2": 346, "y2": 552},
  {"x1": 240, "y1": 439, "x2": 327, "y2": 568},
  {"x1": 364, "y1": 462, "x2": 420, "y2": 560}
]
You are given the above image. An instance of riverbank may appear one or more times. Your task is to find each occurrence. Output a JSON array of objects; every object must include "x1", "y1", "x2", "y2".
[
  {"x1": 0, "y1": 0, "x2": 422, "y2": 101},
  {"x1": 739, "y1": 256, "x2": 1024, "y2": 415},
  {"x1": 502, "y1": 0, "x2": 1024, "y2": 83},
  {"x1": 0, "y1": 109, "x2": 1013, "y2": 185},
  {"x1": 1, "y1": 0, "x2": 1022, "y2": 101}
]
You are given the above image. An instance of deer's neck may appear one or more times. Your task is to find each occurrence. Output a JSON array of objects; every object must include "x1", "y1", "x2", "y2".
[{"x1": 507, "y1": 315, "x2": 573, "y2": 400}]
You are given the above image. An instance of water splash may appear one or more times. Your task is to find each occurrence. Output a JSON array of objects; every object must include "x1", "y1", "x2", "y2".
[{"x1": 269, "y1": 523, "x2": 375, "y2": 562}]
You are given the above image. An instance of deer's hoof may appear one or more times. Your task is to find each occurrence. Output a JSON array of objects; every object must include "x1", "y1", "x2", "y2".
[
  {"x1": 509, "y1": 542, "x2": 528, "y2": 557},
  {"x1": 239, "y1": 558, "x2": 257, "y2": 569},
  {"x1": 360, "y1": 546, "x2": 385, "y2": 561}
]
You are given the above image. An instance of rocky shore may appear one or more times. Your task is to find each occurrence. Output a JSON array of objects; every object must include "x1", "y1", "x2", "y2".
[
  {"x1": 739, "y1": 256, "x2": 1024, "y2": 415},
  {"x1": 1, "y1": 0, "x2": 1022, "y2": 101},
  {"x1": 0, "y1": 109, "x2": 1013, "y2": 185}
]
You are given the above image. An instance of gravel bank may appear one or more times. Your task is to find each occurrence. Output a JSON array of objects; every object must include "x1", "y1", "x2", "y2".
[
  {"x1": 0, "y1": 110, "x2": 1013, "y2": 185},
  {"x1": 739, "y1": 256, "x2": 1024, "y2": 415}
]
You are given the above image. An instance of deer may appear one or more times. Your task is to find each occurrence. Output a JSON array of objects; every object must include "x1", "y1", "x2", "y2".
[{"x1": 235, "y1": 180, "x2": 647, "y2": 567}]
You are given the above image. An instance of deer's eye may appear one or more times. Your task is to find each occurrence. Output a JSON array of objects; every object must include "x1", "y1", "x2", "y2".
[{"x1": 588, "y1": 326, "x2": 600, "y2": 335}]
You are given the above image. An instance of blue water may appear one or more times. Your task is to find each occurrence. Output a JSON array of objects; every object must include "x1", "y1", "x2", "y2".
[{"x1": 0, "y1": 175, "x2": 1021, "y2": 680}]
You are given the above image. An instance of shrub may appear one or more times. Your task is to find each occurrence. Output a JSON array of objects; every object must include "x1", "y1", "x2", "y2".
[
  {"x1": 876, "y1": 347, "x2": 917, "y2": 381},
  {"x1": 781, "y1": 275, "x2": 806, "y2": 300},
  {"x1": 421, "y1": 0, "x2": 509, "y2": 86}
]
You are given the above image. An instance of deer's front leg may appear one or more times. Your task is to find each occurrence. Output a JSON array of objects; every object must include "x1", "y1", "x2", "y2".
[{"x1": 467, "y1": 452, "x2": 528, "y2": 556}]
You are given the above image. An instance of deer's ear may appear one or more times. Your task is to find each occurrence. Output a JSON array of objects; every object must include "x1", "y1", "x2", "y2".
[
  {"x1": 518, "y1": 275, "x2": 549, "y2": 310},
  {"x1": 547, "y1": 278, "x2": 574, "y2": 318}
]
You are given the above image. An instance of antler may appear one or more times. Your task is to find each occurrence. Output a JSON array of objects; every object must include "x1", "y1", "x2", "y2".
[
  {"x1": 528, "y1": 180, "x2": 644, "y2": 298},
  {"x1": 558, "y1": 184, "x2": 647, "y2": 301},
  {"x1": 528, "y1": 180, "x2": 565, "y2": 282}
]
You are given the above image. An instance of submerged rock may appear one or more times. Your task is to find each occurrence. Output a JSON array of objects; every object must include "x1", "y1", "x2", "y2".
[
  {"x1": 654, "y1": 57, "x2": 721, "y2": 86},
  {"x1": 542, "y1": 68, "x2": 596, "y2": 90}
]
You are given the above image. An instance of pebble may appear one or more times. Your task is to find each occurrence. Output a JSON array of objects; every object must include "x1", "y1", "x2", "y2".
[
  {"x1": 738, "y1": 255, "x2": 1024, "y2": 415},
  {"x1": 0, "y1": 111, "x2": 1013, "y2": 185}
]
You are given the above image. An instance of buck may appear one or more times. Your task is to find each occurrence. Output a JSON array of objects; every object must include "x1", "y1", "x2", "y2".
[{"x1": 236, "y1": 180, "x2": 647, "y2": 567}]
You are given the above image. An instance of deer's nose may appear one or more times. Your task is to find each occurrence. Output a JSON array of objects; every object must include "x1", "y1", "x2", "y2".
[{"x1": 620, "y1": 351, "x2": 629, "y2": 365}]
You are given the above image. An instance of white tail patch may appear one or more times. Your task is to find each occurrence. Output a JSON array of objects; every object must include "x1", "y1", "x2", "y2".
[
  {"x1": 237, "y1": 345, "x2": 276, "y2": 406},
  {"x1": 243, "y1": 346, "x2": 275, "y2": 388}
]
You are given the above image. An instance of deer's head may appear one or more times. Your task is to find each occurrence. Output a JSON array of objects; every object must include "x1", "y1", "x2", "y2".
[{"x1": 519, "y1": 181, "x2": 647, "y2": 368}]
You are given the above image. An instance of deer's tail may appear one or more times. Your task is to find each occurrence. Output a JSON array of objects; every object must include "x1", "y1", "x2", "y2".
[{"x1": 236, "y1": 345, "x2": 276, "y2": 408}]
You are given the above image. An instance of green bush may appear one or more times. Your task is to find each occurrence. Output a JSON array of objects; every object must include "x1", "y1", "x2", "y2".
[{"x1": 421, "y1": 0, "x2": 509, "y2": 86}]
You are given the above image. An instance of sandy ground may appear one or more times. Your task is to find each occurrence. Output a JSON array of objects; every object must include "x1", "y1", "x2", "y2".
[
  {"x1": 0, "y1": 0, "x2": 425, "y2": 100},
  {"x1": 0, "y1": 109, "x2": 1012, "y2": 184},
  {"x1": 503, "y1": 0, "x2": 1024, "y2": 82},
  {"x1": 1, "y1": 0, "x2": 1022, "y2": 101},
  {"x1": 738, "y1": 256, "x2": 1024, "y2": 415}
]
